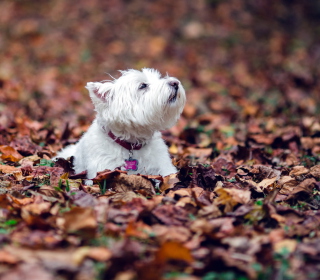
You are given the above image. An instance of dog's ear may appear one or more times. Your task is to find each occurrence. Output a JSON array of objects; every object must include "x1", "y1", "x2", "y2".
[{"x1": 86, "y1": 82, "x2": 113, "y2": 100}]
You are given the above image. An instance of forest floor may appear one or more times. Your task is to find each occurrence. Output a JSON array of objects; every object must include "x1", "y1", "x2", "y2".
[{"x1": 0, "y1": 1, "x2": 320, "y2": 279}]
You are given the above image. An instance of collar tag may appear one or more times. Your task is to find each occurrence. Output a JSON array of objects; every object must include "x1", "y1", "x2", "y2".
[
  {"x1": 125, "y1": 159, "x2": 138, "y2": 171},
  {"x1": 125, "y1": 149, "x2": 138, "y2": 171}
]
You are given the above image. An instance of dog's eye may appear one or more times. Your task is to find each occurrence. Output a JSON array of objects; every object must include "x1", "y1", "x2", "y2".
[{"x1": 139, "y1": 83, "x2": 148, "y2": 90}]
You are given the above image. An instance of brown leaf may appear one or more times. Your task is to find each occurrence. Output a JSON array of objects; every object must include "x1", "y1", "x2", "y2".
[
  {"x1": 59, "y1": 207, "x2": 97, "y2": 234},
  {"x1": 244, "y1": 177, "x2": 278, "y2": 193},
  {"x1": 273, "y1": 239, "x2": 297, "y2": 254},
  {"x1": 92, "y1": 169, "x2": 127, "y2": 182},
  {"x1": 37, "y1": 185, "x2": 64, "y2": 201},
  {"x1": 257, "y1": 177, "x2": 278, "y2": 190},
  {"x1": 160, "y1": 173, "x2": 180, "y2": 192},
  {"x1": 215, "y1": 185, "x2": 251, "y2": 212},
  {"x1": 22, "y1": 201, "x2": 51, "y2": 216},
  {"x1": 108, "y1": 191, "x2": 146, "y2": 202},
  {"x1": 86, "y1": 247, "x2": 112, "y2": 262},
  {"x1": 1, "y1": 263, "x2": 55, "y2": 280},
  {"x1": 190, "y1": 217, "x2": 235, "y2": 238},
  {"x1": 5, "y1": 194, "x2": 34, "y2": 207},
  {"x1": 11, "y1": 229, "x2": 62, "y2": 247},
  {"x1": 141, "y1": 174, "x2": 163, "y2": 181},
  {"x1": 68, "y1": 189, "x2": 97, "y2": 207},
  {"x1": 286, "y1": 178, "x2": 316, "y2": 201},
  {"x1": 310, "y1": 165, "x2": 320, "y2": 179},
  {"x1": 72, "y1": 246, "x2": 112, "y2": 265},
  {"x1": 126, "y1": 221, "x2": 152, "y2": 239},
  {"x1": 184, "y1": 147, "x2": 213, "y2": 158},
  {"x1": 98, "y1": 173, "x2": 156, "y2": 197},
  {"x1": 0, "y1": 250, "x2": 20, "y2": 264},
  {"x1": 198, "y1": 203, "x2": 222, "y2": 219},
  {"x1": 152, "y1": 204, "x2": 189, "y2": 226},
  {"x1": 289, "y1": 166, "x2": 309, "y2": 177},
  {"x1": 151, "y1": 225, "x2": 191, "y2": 243},
  {"x1": 0, "y1": 165, "x2": 21, "y2": 174},
  {"x1": 155, "y1": 241, "x2": 193, "y2": 264},
  {"x1": 49, "y1": 167, "x2": 65, "y2": 187},
  {"x1": 0, "y1": 145, "x2": 23, "y2": 162},
  {"x1": 10, "y1": 135, "x2": 41, "y2": 155},
  {"x1": 53, "y1": 157, "x2": 75, "y2": 175}
]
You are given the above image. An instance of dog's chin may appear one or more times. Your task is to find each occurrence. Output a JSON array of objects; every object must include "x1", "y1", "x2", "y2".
[{"x1": 168, "y1": 91, "x2": 178, "y2": 104}]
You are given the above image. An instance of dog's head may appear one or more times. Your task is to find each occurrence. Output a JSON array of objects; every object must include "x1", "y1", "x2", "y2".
[{"x1": 86, "y1": 68, "x2": 186, "y2": 141}]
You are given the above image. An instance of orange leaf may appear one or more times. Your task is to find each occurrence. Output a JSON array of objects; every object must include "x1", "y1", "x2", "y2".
[
  {"x1": 0, "y1": 145, "x2": 23, "y2": 162},
  {"x1": 0, "y1": 165, "x2": 21, "y2": 174},
  {"x1": 155, "y1": 241, "x2": 193, "y2": 264}
]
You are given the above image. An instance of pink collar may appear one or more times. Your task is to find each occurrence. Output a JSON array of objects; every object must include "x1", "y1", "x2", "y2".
[{"x1": 108, "y1": 130, "x2": 143, "y2": 150}]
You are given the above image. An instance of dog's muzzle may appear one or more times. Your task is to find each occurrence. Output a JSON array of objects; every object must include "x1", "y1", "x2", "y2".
[{"x1": 168, "y1": 81, "x2": 179, "y2": 103}]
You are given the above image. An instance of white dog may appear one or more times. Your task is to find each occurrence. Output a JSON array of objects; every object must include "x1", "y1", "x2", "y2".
[{"x1": 55, "y1": 68, "x2": 186, "y2": 182}]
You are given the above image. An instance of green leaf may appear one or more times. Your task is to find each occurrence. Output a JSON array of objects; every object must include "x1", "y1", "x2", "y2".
[
  {"x1": 66, "y1": 180, "x2": 70, "y2": 192},
  {"x1": 38, "y1": 159, "x2": 54, "y2": 167},
  {"x1": 5, "y1": 219, "x2": 18, "y2": 226}
]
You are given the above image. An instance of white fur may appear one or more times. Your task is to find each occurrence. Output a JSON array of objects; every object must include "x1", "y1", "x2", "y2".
[{"x1": 54, "y1": 68, "x2": 186, "y2": 183}]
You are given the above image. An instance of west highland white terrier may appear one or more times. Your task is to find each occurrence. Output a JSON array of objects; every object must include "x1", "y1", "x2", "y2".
[{"x1": 55, "y1": 68, "x2": 186, "y2": 182}]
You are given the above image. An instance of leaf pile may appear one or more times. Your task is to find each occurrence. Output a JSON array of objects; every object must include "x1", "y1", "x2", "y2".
[{"x1": 1, "y1": 1, "x2": 320, "y2": 279}]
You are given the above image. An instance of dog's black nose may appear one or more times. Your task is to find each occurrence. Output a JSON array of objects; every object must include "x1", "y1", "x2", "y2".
[{"x1": 169, "y1": 81, "x2": 179, "y2": 91}]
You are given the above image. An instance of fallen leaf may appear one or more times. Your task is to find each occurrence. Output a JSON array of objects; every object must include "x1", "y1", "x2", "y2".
[
  {"x1": 72, "y1": 246, "x2": 112, "y2": 265},
  {"x1": 160, "y1": 173, "x2": 180, "y2": 192},
  {"x1": 0, "y1": 250, "x2": 20, "y2": 264},
  {"x1": 310, "y1": 165, "x2": 320, "y2": 179},
  {"x1": 108, "y1": 191, "x2": 146, "y2": 202},
  {"x1": 126, "y1": 221, "x2": 152, "y2": 239},
  {"x1": 22, "y1": 201, "x2": 51, "y2": 215},
  {"x1": 286, "y1": 178, "x2": 316, "y2": 201},
  {"x1": 273, "y1": 239, "x2": 297, "y2": 254},
  {"x1": 10, "y1": 135, "x2": 42, "y2": 155},
  {"x1": 92, "y1": 169, "x2": 127, "y2": 182},
  {"x1": 258, "y1": 177, "x2": 278, "y2": 189},
  {"x1": 289, "y1": 166, "x2": 309, "y2": 177},
  {"x1": 0, "y1": 145, "x2": 23, "y2": 162},
  {"x1": 98, "y1": 173, "x2": 156, "y2": 197},
  {"x1": 215, "y1": 185, "x2": 251, "y2": 212},
  {"x1": 184, "y1": 147, "x2": 213, "y2": 159},
  {"x1": 152, "y1": 225, "x2": 191, "y2": 243},
  {"x1": 68, "y1": 189, "x2": 97, "y2": 207},
  {"x1": 0, "y1": 165, "x2": 21, "y2": 174},
  {"x1": 59, "y1": 207, "x2": 97, "y2": 234},
  {"x1": 152, "y1": 204, "x2": 189, "y2": 226},
  {"x1": 13, "y1": 170, "x2": 24, "y2": 181},
  {"x1": 198, "y1": 203, "x2": 221, "y2": 219},
  {"x1": 155, "y1": 241, "x2": 193, "y2": 264},
  {"x1": 1, "y1": 263, "x2": 55, "y2": 280}
]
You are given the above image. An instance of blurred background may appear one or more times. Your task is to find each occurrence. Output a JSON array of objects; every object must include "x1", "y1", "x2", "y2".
[{"x1": 0, "y1": 0, "x2": 320, "y2": 155}]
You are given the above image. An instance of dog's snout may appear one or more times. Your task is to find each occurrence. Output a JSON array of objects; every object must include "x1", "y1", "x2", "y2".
[{"x1": 169, "y1": 81, "x2": 179, "y2": 91}]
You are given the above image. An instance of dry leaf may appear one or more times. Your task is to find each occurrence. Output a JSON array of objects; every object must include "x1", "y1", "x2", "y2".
[
  {"x1": 0, "y1": 250, "x2": 20, "y2": 264},
  {"x1": 310, "y1": 165, "x2": 320, "y2": 178},
  {"x1": 60, "y1": 207, "x2": 97, "y2": 233},
  {"x1": 108, "y1": 191, "x2": 146, "y2": 202},
  {"x1": 289, "y1": 166, "x2": 309, "y2": 177},
  {"x1": 155, "y1": 241, "x2": 193, "y2": 264},
  {"x1": 215, "y1": 186, "x2": 251, "y2": 212},
  {"x1": 72, "y1": 246, "x2": 112, "y2": 265},
  {"x1": 160, "y1": 173, "x2": 180, "y2": 192},
  {"x1": 0, "y1": 145, "x2": 23, "y2": 162},
  {"x1": 273, "y1": 239, "x2": 297, "y2": 254},
  {"x1": 0, "y1": 165, "x2": 21, "y2": 174},
  {"x1": 151, "y1": 225, "x2": 191, "y2": 243}
]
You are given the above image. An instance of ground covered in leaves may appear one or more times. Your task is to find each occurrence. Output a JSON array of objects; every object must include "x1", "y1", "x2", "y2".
[{"x1": 1, "y1": 1, "x2": 320, "y2": 279}]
